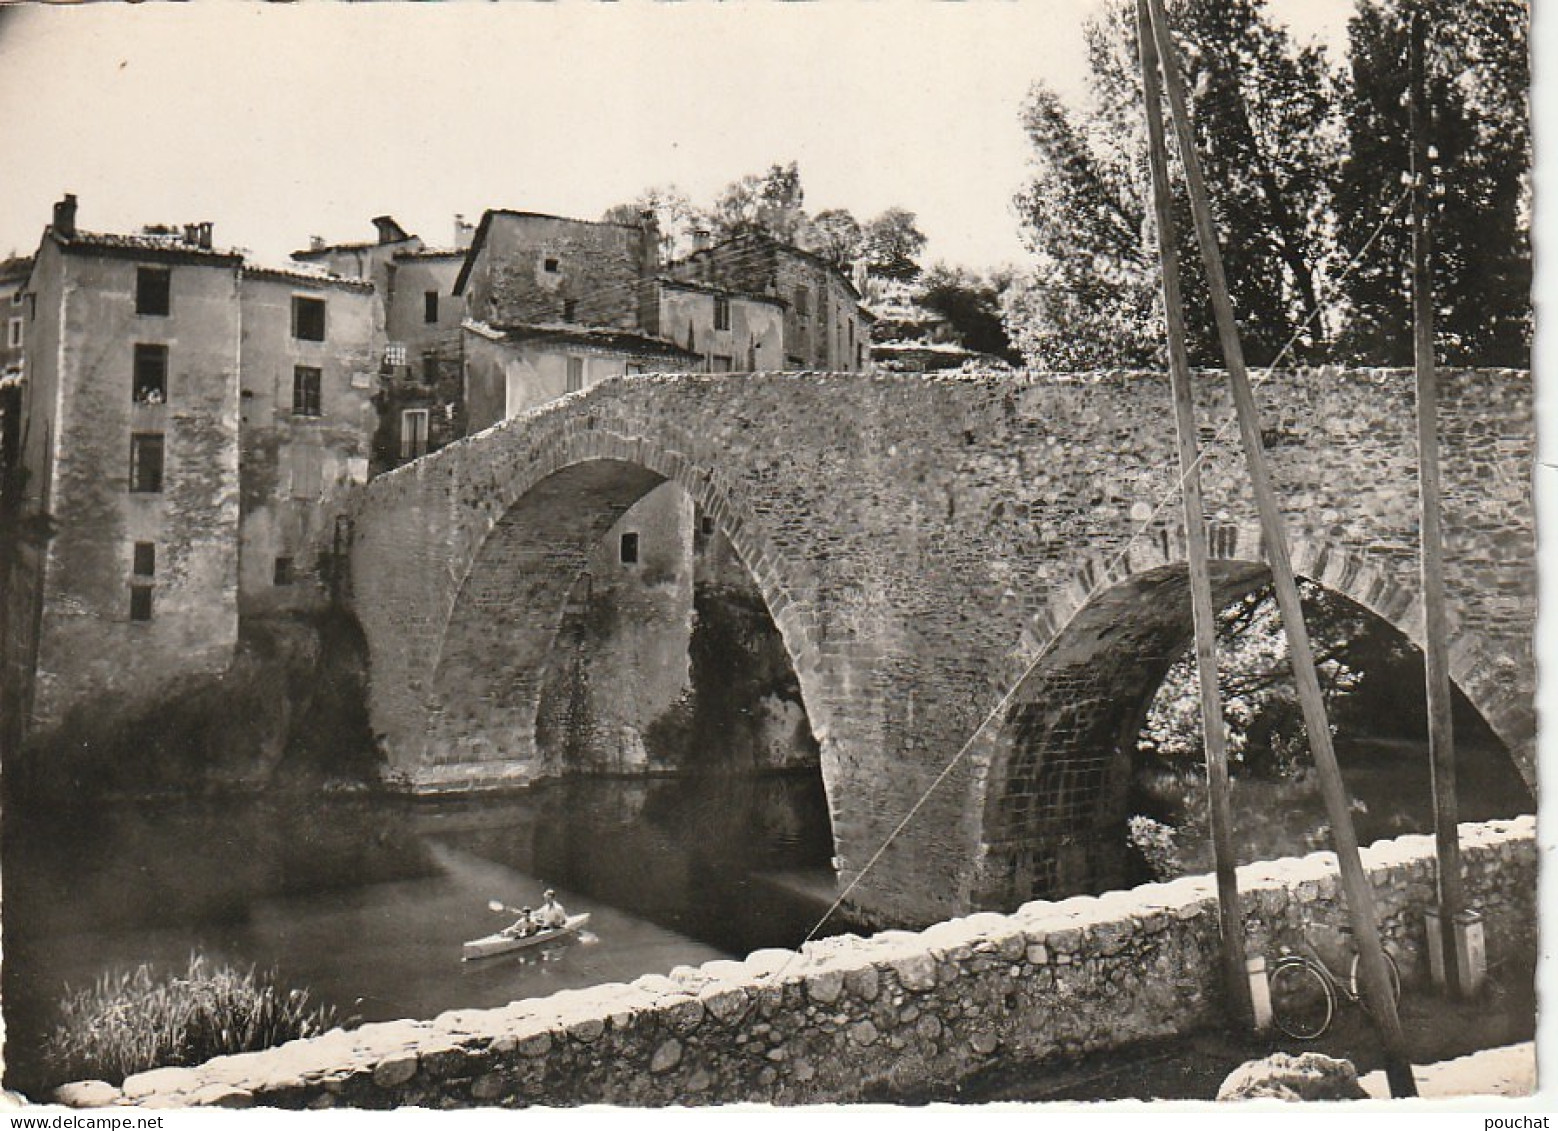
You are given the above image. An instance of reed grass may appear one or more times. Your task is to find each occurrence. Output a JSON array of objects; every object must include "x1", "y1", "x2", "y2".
[{"x1": 42, "y1": 952, "x2": 339, "y2": 1087}]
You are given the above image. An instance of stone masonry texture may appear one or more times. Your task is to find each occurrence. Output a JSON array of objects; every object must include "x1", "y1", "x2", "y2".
[
  {"x1": 61, "y1": 817, "x2": 1536, "y2": 1110},
  {"x1": 348, "y1": 367, "x2": 1534, "y2": 925}
]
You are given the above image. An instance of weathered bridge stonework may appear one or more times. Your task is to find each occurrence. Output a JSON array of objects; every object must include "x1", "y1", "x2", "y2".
[
  {"x1": 349, "y1": 367, "x2": 1534, "y2": 924},
  {"x1": 60, "y1": 817, "x2": 1536, "y2": 1109}
]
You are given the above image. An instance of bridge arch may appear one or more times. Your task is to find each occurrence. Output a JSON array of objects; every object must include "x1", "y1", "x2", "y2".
[
  {"x1": 418, "y1": 418, "x2": 843, "y2": 833},
  {"x1": 969, "y1": 524, "x2": 1531, "y2": 910}
]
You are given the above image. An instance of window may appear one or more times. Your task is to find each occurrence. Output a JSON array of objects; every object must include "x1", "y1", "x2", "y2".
[
  {"x1": 384, "y1": 343, "x2": 407, "y2": 367},
  {"x1": 710, "y1": 355, "x2": 733, "y2": 373},
  {"x1": 136, "y1": 267, "x2": 171, "y2": 316},
  {"x1": 565, "y1": 356, "x2": 584, "y2": 393},
  {"x1": 7, "y1": 318, "x2": 20, "y2": 349},
  {"x1": 794, "y1": 286, "x2": 810, "y2": 317},
  {"x1": 625, "y1": 362, "x2": 644, "y2": 376},
  {"x1": 129, "y1": 584, "x2": 154, "y2": 622},
  {"x1": 291, "y1": 296, "x2": 326, "y2": 341},
  {"x1": 129, "y1": 433, "x2": 164, "y2": 493},
  {"x1": 292, "y1": 365, "x2": 322, "y2": 416},
  {"x1": 424, "y1": 290, "x2": 439, "y2": 324},
  {"x1": 9, "y1": 290, "x2": 21, "y2": 306},
  {"x1": 274, "y1": 556, "x2": 294, "y2": 586},
  {"x1": 543, "y1": 256, "x2": 560, "y2": 274},
  {"x1": 422, "y1": 351, "x2": 438, "y2": 386},
  {"x1": 563, "y1": 299, "x2": 577, "y2": 321},
  {"x1": 133, "y1": 541, "x2": 155, "y2": 576},
  {"x1": 290, "y1": 445, "x2": 322, "y2": 499},
  {"x1": 400, "y1": 408, "x2": 430, "y2": 460},
  {"x1": 620, "y1": 532, "x2": 639, "y2": 565},
  {"x1": 714, "y1": 295, "x2": 731, "y2": 331},
  {"x1": 133, "y1": 344, "x2": 168, "y2": 403}
]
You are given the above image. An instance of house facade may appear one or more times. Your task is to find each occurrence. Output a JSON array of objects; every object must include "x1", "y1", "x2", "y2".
[
  {"x1": 294, "y1": 219, "x2": 470, "y2": 474},
  {"x1": 663, "y1": 233, "x2": 871, "y2": 371},
  {"x1": 1, "y1": 197, "x2": 382, "y2": 752},
  {"x1": 649, "y1": 277, "x2": 785, "y2": 373},
  {"x1": 463, "y1": 320, "x2": 697, "y2": 432},
  {"x1": 1, "y1": 255, "x2": 29, "y2": 379},
  {"x1": 237, "y1": 267, "x2": 380, "y2": 616},
  {"x1": 454, "y1": 209, "x2": 659, "y2": 333}
]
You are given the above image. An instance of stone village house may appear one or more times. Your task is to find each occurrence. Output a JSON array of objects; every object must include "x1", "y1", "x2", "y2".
[{"x1": 1, "y1": 196, "x2": 380, "y2": 753}]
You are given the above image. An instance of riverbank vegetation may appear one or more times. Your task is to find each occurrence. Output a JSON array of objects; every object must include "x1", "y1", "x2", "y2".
[
  {"x1": 9, "y1": 607, "x2": 381, "y2": 804},
  {"x1": 39, "y1": 954, "x2": 341, "y2": 1091},
  {"x1": 1127, "y1": 583, "x2": 1533, "y2": 880}
]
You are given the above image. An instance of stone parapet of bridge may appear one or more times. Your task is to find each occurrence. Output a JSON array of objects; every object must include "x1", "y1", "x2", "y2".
[{"x1": 348, "y1": 367, "x2": 1534, "y2": 925}]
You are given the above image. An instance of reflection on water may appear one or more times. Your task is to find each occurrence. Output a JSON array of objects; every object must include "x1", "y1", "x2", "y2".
[{"x1": 2, "y1": 770, "x2": 838, "y2": 1093}]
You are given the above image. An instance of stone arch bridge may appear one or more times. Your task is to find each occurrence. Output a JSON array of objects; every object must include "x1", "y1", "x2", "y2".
[{"x1": 350, "y1": 368, "x2": 1534, "y2": 927}]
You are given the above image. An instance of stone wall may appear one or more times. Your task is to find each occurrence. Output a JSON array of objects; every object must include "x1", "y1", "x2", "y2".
[
  {"x1": 63, "y1": 816, "x2": 1535, "y2": 1110},
  {"x1": 20, "y1": 241, "x2": 243, "y2": 737},
  {"x1": 351, "y1": 367, "x2": 1534, "y2": 923},
  {"x1": 534, "y1": 482, "x2": 695, "y2": 774},
  {"x1": 463, "y1": 213, "x2": 649, "y2": 332}
]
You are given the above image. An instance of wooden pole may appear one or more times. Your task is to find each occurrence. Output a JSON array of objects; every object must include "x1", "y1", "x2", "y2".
[
  {"x1": 1134, "y1": 0, "x2": 1252, "y2": 1028},
  {"x1": 1409, "y1": 4, "x2": 1467, "y2": 995},
  {"x1": 1144, "y1": 0, "x2": 1418, "y2": 1096}
]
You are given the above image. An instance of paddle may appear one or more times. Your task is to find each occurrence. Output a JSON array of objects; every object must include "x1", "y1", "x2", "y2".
[{"x1": 488, "y1": 900, "x2": 523, "y2": 915}]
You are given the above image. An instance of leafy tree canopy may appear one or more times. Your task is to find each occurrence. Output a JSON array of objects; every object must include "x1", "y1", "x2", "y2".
[
  {"x1": 1334, "y1": 0, "x2": 1530, "y2": 366},
  {"x1": 1006, "y1": 0, "x2": 1339, "y2": 370},
  {"x1": 1004, "y1": 0, "x2": 1530, "y2": 370}
]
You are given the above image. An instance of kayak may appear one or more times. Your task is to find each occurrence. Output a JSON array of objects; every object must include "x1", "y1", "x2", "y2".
[{"x1": 462, "y1": 913, "x2": 591, "y2": 961}]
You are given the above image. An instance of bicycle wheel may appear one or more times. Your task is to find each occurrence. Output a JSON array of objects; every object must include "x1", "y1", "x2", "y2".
[
  {"x1": 1348, "y1": 949, "x2": 1402, "y2": 1017},
  {"x1": 1269, "y1": 956, "x2": 1336, "y2": 1040}
]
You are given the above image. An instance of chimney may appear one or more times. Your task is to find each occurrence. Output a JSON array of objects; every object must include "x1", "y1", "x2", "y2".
[
  {"x1": 53, "y1": 194, "x2": 78, "y2": 238},
  {"x1": 638, "y1": 209, "x2": 660, "y2": 275},
  {"x1": 692, "y1": 229, "x2": 711, "y2": 253},
  {"x1": 636, "y1": 209, "x2": 661, "y2": 336},
  {"x1": 372, "y1": 215, "x2": 409, "y2": 245},
  {"x1": 454, "y1": 214, "x2": 474, "y2": 250},
  {"x1": 197, "y1": 221, "x2": 213, "y2": 250},
  {"x1": 309, "y1": 235, "x2": 327, "y2": 252}
]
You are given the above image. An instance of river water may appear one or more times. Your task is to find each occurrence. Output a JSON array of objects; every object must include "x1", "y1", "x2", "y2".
[
  {"x1": 4, "y1": 736, "x2": 1532, "y2": 1095},
  {"x1": 2, "y1": 771, "x2": 839, "y2": 1092}
]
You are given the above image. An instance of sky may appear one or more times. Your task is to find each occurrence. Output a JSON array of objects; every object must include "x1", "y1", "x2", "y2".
[{"x1": 0, "y1": 0, "x2": 1358, "y2": 274}]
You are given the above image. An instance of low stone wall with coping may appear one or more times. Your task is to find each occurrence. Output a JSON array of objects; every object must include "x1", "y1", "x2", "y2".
[{"x1": 55, "y1": 816, "x2": 1535, "y2": 1110}]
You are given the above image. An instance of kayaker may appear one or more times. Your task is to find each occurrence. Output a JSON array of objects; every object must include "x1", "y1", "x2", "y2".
[
  {"x1": 504, "y1": 907, "x2": 537, "y2": 938},
  {"x1": 537, "y1": 889, "x2": 568, "y2": 930}
]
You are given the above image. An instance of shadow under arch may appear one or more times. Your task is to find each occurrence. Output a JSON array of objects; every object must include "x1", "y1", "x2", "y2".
[
  {"x1": 423, "y1": 422, "x2": 844, "y2": 851},
  {"x1": 970, "y1": 524, "x2": 1529, "y2": 911}
]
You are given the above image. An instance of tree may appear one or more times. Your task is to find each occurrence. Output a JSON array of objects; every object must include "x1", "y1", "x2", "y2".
[
  {"x1": 601, "y1": 185, "x2": 701, "y2": 262},
  {"x1": 1139, "y1": 582, "x2": 1376, "y2": 778},
  {"x1": 806, "y1": 208, "x2": 864, "y2": 273},
  {"x1": 1007, "y1": 0, "x2": 1341, "y2": 369},
  {"x1": 860, "y1": 208, "x2": 927, "y2": 282},
  {"x1": 708, "y1": 161, "x2": 809, "y2": 244},
  {"x1": 1006, "y1": 76, "x2": 1161, "y2": 369},
  {"x1": 918, "y1": 264, "x2": 1020, "y2": 362},
  {"x1": 1334, "y1": 0, "x2": 1530, "y2": 366}
]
